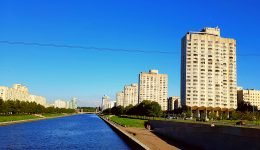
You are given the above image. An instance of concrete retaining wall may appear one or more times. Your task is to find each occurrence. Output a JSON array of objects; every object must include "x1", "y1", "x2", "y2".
[
  {"x1": 149, "y1": 120, "x2": 260, "y2": 150},
  {"x1": 100, "y1": 116, "x2": 150, "y2": 150}
]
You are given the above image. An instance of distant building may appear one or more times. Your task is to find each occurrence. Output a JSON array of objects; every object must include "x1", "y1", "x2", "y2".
[
  {"x1": 70, "y1": 97, "x2": 77, "y2": 109},
  {"x1": 109, "y1": 101, "x2": 116, "y2": 108},
  {"x1": 30, "y1": 95, "x2": 47, "y2": 107},
  {"x1": 124, "y1": 84, "x2": 138, "y2": 107},
  {"x1": 0, "y1": 84, "x2": 47, "y2": 107},
  {"x1": 101, "y1": 95, "x2": 110, "y2": 110},
  {"x1": 54, "y1": 99, "x2": 67, "y2": 108},
  {"x1": 237, "y1": 89, "x2": 260, "y2": 110},
  {"x1": 167, "y1": 96, "x2": 180, "y2": 111},
  {"x1": 139, "y1": 70, "x2": 168, "y2": 110},
  {"x1": 116, "y1": 91, "x2": 124, "y2": 106},
  {"x1": 181, "y1": 27, "x2": 237, "y2": 117}
]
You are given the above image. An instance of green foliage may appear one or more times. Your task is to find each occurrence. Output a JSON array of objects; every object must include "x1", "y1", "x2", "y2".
[
  {"x1": 78, "y1": 107, "x2": 97, "y2": 112},
  {"x1": 0, "y1": 99, "x2": 76, "y2": 115},
  {"x1": 237, "y1": 101, "x2": 258, "y2": 112},
  {"x1": 231, "y1": 111, "x2": 256, "y2": 121},
  {"x1": 208, "y1": 112, "x2": 217, "y2": 120},
  {"x1": 102, "y1": 100, "x2": 162, "y2": 117},
  {"x1": 111, "y1": 106, "x2": 124, "y2": 116},
  {"x1": 0, "y1": 115, "x2": 40, "y2": 122},
  {"x1": 102, "y1": 108, "x2": 111, "y2": 115}
]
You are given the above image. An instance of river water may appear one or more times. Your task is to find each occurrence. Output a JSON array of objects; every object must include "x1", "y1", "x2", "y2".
[{"x1": 0, "y1": 114, "x2": 131, "y2": 150}]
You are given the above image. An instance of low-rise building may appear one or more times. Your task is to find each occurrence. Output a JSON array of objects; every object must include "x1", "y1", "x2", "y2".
[{"x1": 237, "y1": 89, "x2": 260, "y2": 109}]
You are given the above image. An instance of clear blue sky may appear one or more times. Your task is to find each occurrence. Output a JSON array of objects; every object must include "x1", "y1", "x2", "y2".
[{"x1": 0, "y1": 0, "x2": 260, "y2": 107}]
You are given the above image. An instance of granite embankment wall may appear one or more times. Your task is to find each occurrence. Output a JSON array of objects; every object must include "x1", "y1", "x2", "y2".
[
  {"x1": 149, "y1": 120, "x2": 260, "y2": 150},
  {"x1": 100, "y1": 117, "x2": 150, "y2": 150}
]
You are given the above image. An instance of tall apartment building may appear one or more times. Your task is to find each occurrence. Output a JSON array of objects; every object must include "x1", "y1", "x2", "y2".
[
  {"x1": 54, "y1": 99, "x2": 67, "y2": 108},
  {"x1": 70, "y1": 97, "x2": 78, "y2": 109},
  {"x1": 0, "y1": 84, "x2": 47, "y2": 107},
  {"x1": 167, "y1": 96, "x2": 180, "y2": 111},
  {"x1": 101, "y1": 95, "x2": 110, "y2": 110},
  {"x1": 237, "y1": 89, "x2": 260, "y2": 110},
  {"x1": 181, "y1": 27, "x2": 237, "y2": 117},
  {"x1": 123, "y1": 84, "x2": 138, "y2": 107},
  {"x1": 116, "y1": 91, "x2": 124, "y2": 106},
  {"x1": 30, "y1": 95, "x2": 47, "y2": 107},
  {"x1": 139, "y1": 70, "x2": 168, "y2": 110}
]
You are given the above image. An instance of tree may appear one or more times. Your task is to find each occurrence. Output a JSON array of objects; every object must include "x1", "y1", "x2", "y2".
[
  {"x1": 147, "y1": 101, "x2": 162, "y2": 117},
  {"x1": 208, "y1": 112, "x2": 217, "y2": 120},
  {"x1": 102, "y1": 108, "x2": 111, "y2": 115},
  {"x1": 237, "y1": 101, "x2": 257, "y2": 112},
  {"x1": 0, "y1": 98, "x2": 3, "y2": 114},
  {"x1": 111, "y1": 106, "x2": 124, "y2": 115}
]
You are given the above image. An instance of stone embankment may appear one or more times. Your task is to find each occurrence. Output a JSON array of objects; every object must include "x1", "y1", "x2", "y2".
[
  {"x1": 100, "y1": 116, "x2": 150, "y2": 150},
  {"x1": 149, "y1": 120, "x2": 260, "y2": 150}
]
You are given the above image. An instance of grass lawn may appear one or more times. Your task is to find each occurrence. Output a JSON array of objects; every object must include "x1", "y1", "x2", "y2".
[
  {"x1": 109, "y1": 116, "x2": 147, "y2": 128},
  {"x1": 0, "y1": 115, "x2": 41, "y2": 122},
  {"x1": 42, "y1": 113, "x2": 67, "y2": 117}
]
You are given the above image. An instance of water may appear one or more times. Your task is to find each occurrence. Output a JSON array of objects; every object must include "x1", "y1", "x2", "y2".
[{"x1": 0, "y1": 114, "x2": 131, "y2": 150}]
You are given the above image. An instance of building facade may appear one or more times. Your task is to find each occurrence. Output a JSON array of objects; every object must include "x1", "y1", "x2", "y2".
[
  {"x1": 167, "y1": 96, "x2": 181, "y2": 111},
  {"x1": 70, "y1": 97, "x2": 78, "y2": 109},
  {"x1": 54, "y1": 99, "x2": 67, "y2": 108},
  {"x1": 116, "y1": 91, "x2": 124, "y2": 106},
  {"x1": 0, "y1": 84, "x2": 47, "y2": 107},
  {"x1": 181, "y1": 27, "x2": 237, "y2": 117},
  {"x1": 139, "y1": 70, "x2": 168, "y2": 110},
  {"x1": 237, "y1": 89, "x2": 260, "y2": 110},
  {"x1": 101, "y1": 95, "x2": 110, "y2": 110},
  {"x1": 123, "y1": 84, "x2": 138, "y2": 107},
  {"x1": 30, "y1": 95, "x2": 47, "y2": 107}
]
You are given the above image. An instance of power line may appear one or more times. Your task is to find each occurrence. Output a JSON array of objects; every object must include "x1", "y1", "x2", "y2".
[
  {"x1": 0, "y1": 40, "x2": 179, "y2": 54},
  {"x1": 0, "y1": 40, "x2": 259, "y2": 57}
]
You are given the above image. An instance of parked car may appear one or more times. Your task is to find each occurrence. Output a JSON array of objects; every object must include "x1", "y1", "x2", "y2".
[{"x1": 167, "y1": 116, "x2": 173, "y2": 119}]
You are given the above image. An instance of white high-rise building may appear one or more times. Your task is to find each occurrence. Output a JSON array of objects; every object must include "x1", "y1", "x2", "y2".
[
  {"x1": 101, "y1": 95, "x2": 110, "y2": 110},
  {"x1": 123, "y1": 84, "x2": 138, "y2": 107},
  {"x1": 116, "y1": 91, "x2": 124, "y2": 106},
  {"x1": 138, "y1": 70, "x2": 168, "y2": 110},
  {"x1": 30, "y1": 95, "x2": 47, "y2": 107},
  {"x1": 54, "y1": 99, "x2": 67, "y2": 108},
  {"x1": 70, "y1": 97, "x2": 77, "y2": 109},
  {"x1": 181, "y1": 27, "x2": 237, "y2": 117}
]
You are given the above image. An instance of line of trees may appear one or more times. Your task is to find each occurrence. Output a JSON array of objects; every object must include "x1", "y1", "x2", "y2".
[
  {"x1": 78, "y1": 107, "x2": 97, "y2": 112},
  {"x1": 102, "y1": 99, "x2": 260, "y2": 121},
  {"x1": 167, "y1": 101, "x2": 260, "y2": 121},
  {"x1": 102, "y1": 100, "x2": 162, "y2": 117},
  {"x1": 0, "y1": 99, "x2": 75, "y2": 115}
]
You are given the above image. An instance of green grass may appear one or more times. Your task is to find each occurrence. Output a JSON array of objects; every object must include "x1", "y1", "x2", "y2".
[
  {"x1": 42, "y1": 113, "x2": 67, "y2": 117},
  {"x1": 0, "y1": 113, "x2": 74, "y2": 123},
  {"x1": 109, "y1": 116, "x2": 147, "y2": 128},
  {"x1": 0, "y1": 115, "x2": 41, "y2": 122}
]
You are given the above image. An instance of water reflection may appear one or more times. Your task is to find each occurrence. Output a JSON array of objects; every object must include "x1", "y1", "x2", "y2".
[{"x1": 0, "y1": 114, "x2": 131, "y2": 150}]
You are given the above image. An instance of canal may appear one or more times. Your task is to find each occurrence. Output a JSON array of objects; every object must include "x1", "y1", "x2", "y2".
[{"x1": 0, "y1": 114, "x2": 131, "y2": 150}]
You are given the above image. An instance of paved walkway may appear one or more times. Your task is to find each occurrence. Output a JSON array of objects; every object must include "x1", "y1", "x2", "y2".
[{"x1": 118, "y1": 126, "x2": 180, "y2": 150}]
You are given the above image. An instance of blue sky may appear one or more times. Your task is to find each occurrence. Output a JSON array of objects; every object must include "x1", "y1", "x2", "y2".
[{"x1": 0, "y1": 0, "x2": 260, "y2": 106}]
